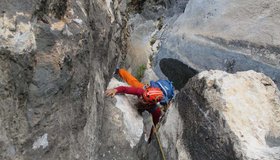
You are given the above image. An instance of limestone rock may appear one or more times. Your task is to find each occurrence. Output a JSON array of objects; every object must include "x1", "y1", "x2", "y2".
[
  {"x1": 152, "y1": 0, "x2": 280, "y2": 89},
  {"x1": 174, "y1": 70, "x2": 280, "y2": 160},
  {"x1": 0, "y1": 0, "x2": 128, "y2": 159},
  {"x1": 0, "y1": 12, "x2": 36, "y2": 54},
  {"x1": 1, "y1": 0, "x2": 280, "y2": 160}
]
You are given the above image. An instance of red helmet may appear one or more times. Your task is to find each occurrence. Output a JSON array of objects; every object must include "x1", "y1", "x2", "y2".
[{"x1": 142, "y1": 87, "x2": 164, "y2": 104}]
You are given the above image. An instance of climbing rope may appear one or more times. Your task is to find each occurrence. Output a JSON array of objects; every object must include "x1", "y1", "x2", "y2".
[
  {"x1": 153, "y1": 104, "x2": 170, "y2": 160},
  {"x1": 154, "y1": 129, "x2": 166, "y2": 160},
  {"x1": 153, "y1": 102, "x2": 173, "y2": 160}
]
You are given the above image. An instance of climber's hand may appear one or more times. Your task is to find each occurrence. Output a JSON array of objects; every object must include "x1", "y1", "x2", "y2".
[{"x1": 105, "y1": 89, "x2": 117, "y2": 97}]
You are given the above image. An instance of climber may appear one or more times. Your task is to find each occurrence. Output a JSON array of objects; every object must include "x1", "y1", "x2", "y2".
[
  {"x1": 105, "y1": 68, "x2": 175, "y2": 143},
  {"x1": 105, "y1": 68, "x2": 164, "y2": 126}
]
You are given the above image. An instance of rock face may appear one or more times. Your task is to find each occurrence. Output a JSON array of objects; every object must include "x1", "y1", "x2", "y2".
[
  {"x1": 171, "y1": 70, "x2": 280, "y2": 160},
  {"x1": 152, "y1": 0, "x2": 280, "y2": 89},
  {"x1": 1, "y1": 0, "x2": 280, "y2": 160},
  {"x1": 0, "y1": 0, "x2": 129, "y2": 159},
  {"x1": 125, "y1": 0, "x2": 189, "y2": 74}
]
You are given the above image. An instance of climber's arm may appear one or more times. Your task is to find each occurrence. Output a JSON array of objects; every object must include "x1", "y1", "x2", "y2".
[{"x1": 105, "y1": 86, "x2": 144, "y2": 97}]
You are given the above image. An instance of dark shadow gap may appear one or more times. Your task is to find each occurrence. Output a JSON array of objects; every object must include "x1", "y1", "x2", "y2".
[{"x1": 160, "y1": 58, "x2": 198, "y2": 90}]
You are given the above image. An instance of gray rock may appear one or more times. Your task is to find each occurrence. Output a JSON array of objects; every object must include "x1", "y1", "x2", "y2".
[
  {"x1": 173, "y1": 70, "x2": 280, "y2": 160},
  {"x1": 1, "y1": 0, "x2": 280, "y2": 160},
  {"x1": 0, "y1": 0, "x2": 129, "y2": 159},
  {"x1": 152, "y1": 0, "x2": 280, "y2": 89}
]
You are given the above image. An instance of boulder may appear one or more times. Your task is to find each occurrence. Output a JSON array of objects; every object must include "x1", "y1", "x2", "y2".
[{"x1": 165, "y1": 70, "x2": 280, "y2": 160}]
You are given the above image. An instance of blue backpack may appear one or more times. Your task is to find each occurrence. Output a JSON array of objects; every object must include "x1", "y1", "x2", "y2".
[{"x1": 149, "y1": 80, "x2": 175, "y2": 105}]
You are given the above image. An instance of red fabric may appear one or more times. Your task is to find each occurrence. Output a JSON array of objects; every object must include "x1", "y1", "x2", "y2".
[
  {"x1": 115, "y1": 86, "x2": 162, "y2": 125},
  {"x1": 115, "y1": 86, "x2": 144, "y2": 96},
  {"x1": 151, "y1": 107, "x2": 161, "y2": 125}
]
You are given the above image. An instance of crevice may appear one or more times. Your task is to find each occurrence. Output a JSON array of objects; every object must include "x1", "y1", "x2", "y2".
[
  {"x1": 33, "y1": 0, "x2": 68, "y2": 21},
  {"x1": 159, "y1": 58, "x2": 198, "y2": 90}
]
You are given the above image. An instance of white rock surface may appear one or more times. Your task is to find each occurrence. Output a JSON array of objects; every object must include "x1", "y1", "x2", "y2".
[
  {"x1": 200, "y1": 70, "x2": 280, "y2": 159},
  {"x1": 107, "y1": 78, "x2": 143, "y2": 147},
  {"x1": 126, "y1": 14, "x2": 157, "y2": 71},
  {"x1": 0, "y1": 13, "x2": 36, "y2": 54},
  {"x1": 152, "y1": 0, "x2": 280, "y2": 88},
  {"x1": 159, "y1": 103, "x2": 191, "y2": 160},
  {"x1": 32, "y1": 133, "x2": 48, "y2": 150},
  {"x1": 142, "y1": 68, "x2": 159, "y2": 84},
  {"x1": 174, "y1": 0, "x2": 280, "y2": 45}
]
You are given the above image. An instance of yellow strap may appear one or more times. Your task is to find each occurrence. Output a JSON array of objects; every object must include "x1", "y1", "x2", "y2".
[{"x1": 155, "y1": 131, "x2": 166, "y2": 160}]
